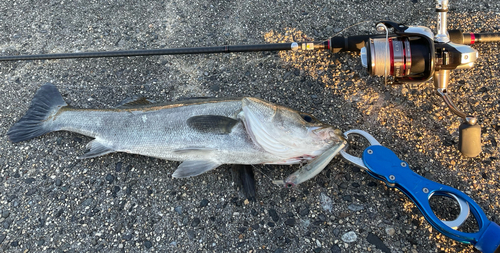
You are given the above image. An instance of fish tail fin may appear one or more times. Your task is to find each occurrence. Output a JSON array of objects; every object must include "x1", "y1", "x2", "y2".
[{"x1": 7, "y1": 83, "x2": 67, "y2": 143}]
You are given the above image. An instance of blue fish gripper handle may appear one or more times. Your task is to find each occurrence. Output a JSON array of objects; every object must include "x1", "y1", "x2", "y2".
[{"x1": 362, "y1": 145, "x2": 500, "y2": 253}]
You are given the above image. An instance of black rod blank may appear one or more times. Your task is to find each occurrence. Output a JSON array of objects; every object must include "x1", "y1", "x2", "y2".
[{"x1": 0, "y1": 43, "x2": 297, "y2": 61}]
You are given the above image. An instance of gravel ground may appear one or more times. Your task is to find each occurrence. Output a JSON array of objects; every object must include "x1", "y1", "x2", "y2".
[{"x1": 1, "y1": 0, "x2": 499, "y2": 252}]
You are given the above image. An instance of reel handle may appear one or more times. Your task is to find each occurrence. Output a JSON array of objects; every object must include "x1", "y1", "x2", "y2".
[
  {"x1": 459, "y1": 122, "x2": 482, "y2": 157},
  {"x1": 434, "y1": 70, "x2": 482, "y2": 157}
]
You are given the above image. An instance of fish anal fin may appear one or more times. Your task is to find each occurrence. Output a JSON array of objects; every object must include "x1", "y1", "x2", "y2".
[
  {"x1": 172, "y1": 160, "x2": 221, "y2": 178},
  {"x1": 187, "y1": 115, "x2": 239, "y2": 134},
  {"x1": 78, "y1": 139, "x2": 115, "y2": 159}
]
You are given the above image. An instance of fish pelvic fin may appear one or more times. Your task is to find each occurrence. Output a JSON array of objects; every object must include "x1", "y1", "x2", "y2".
[
  {"x1": 231, "y1": 164, "x2": 256, "y2": 201},
  {"x1": 78, "y1": 139, "x2": 115, "y2": 159},
  {"x1": 7, "y1": 83, "x2": 68, "y2": 143},
  {"x1": 172, "y1": 160, "x2": 221, "y2": 178}
]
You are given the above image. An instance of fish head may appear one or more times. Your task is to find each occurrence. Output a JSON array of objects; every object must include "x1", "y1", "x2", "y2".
[{"x1": 241, "y1": 97, "x2": 343, "y2": 160}]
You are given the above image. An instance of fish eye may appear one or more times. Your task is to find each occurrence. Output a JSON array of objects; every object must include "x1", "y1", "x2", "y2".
[{"x1": 301, "y1": 114, "x2": 313, "y2": 123}]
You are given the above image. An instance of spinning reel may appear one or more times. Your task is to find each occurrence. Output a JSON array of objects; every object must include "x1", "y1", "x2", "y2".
[
  {"x1": 326, "y1": 0, "x2": 497, "y2": 157},
  {"x1": 1, "y1": 0, "x2": 499, "y2": 157}
]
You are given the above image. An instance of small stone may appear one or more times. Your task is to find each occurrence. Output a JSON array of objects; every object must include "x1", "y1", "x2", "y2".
[
  {"x1": 299, "y1": 207, "x2": 310, "y2": 216},
  {"x1": 200, "y1": 199, "x2": 209, "y2": 208},
  {"x1": 313, "y1": 247, "x2": 322, "y2": 253},
  {"x1": 338, "y1": 212, "x2": 351, "y2": 218},
  {"x1": 191, "y1": 218, "x2": 200, "y2": 227},
  {"x1": 174, "y1": 206, "x2": 183, "y2": 215},
  {"x1": 385, "y1": 227, "x2": 396, "y2": 236},
  {"x1": 37, "y1": 239, "x2": 45, "y2": 246},
  {"x1": 122, "y1": 234, "x2": 133, "y2": 241},
  {"x1": 115, "y1": 162, "x2": 123, "y2": 172},
  {"x1": 7, "y1": 195, "x2": 17, "y2": 202},
  {"x1": 333, "y1": 228, "x2": 340, "y2": 237},
  {"x1": 267, "y1": 222, "x2": 275, "y2": 227},
  {"x1": 81, "y1": 198, "x2": 93, "y2": 206},
  {"x1": 342, "y1": 195, "x2": 352, "y2": 202},
  {"x1": 274, "y1": 228, "x2": 284, "y2": 237},
  {"x1": 251, "y1": 209, "x2": 258, "y2": 216},
  {"x1": 10, "y1": 241, "x2": 19, "y2": 247},
  {"x1": 330, "y1": 244, "x2": 341, "y2": 253},
  {"x1": 320, "y1": 193, "x2": 333, "y2": 213},
  {"x1": 26, "y1": 188, "x2": 37, "y2": 196},
  {"x1": 301, "y1": 219, "x2": 310, "y2": 228},
  {"x1": 285, "y1": 218, "x2": 295, "y2": 227},
  {"x1": 1, "y1": 210, "x2": 9, "y2": 218},
  {"x1": 144, "y1": 240, "x2": 152, "y2": 248},
  {"x1": 187, "y1": 230, "x2": 195, "y2": 240},
  {"x1": 24, "y1": 178, "x2": 35, "y2": 184},
  {"x1": 269, "y1": 209, "x2": 279, "y2": 222},
  {"x1": 105, "y1": 174, "x2": 115, "y2": 183},
  {"x1": 341, "y1": 231, "x2": 357, "y2": 243},
  {"x1": 367, "y1": 233, "x2": 391, "y2": 253},
  {"x1": 55, "y1": 209, "x2": 64, "y2": 218},
  {"x1": 316, "y1": 240, "x2": 322, "y2": 248},
  {"x1": 3, "y1": 218, "x2": 12, "y2": 229},
  {"x1": 0, "y1": 234, "x2": 5, "y2": 244},
  {"x1": 348, "y1": 204, "x2": 364, "y2": 212},
  {"x1": 274, "y1": 248, "x2": 284, "y2": 253},
  {"x1": 55, "y1": 179, "x2": 62, "y2": 186}
]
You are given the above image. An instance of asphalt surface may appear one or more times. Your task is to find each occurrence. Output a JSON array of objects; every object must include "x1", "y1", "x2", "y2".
[{"x1": 1, "y1": 0, "x2": 499, "y2": 252}]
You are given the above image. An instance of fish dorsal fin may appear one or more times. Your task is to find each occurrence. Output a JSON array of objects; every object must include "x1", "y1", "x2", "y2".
[
  {"x1": 187, "y1": 115, "x2": 239, "y2": 134},
  {"x1": 115, "y1": 96, "x2": 155, "y2": 108},
  {"x1": 172, "y1": 160, "x2": 221, "y2": 178},
  {"x1": 78, "y1": 139, "x2": 115, "y2": 159}
]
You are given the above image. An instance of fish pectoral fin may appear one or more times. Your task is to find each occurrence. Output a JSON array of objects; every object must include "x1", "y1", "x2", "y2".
[
  {"x1": 187, "y1": 115, "x2": 239, "y2": 134},
  {"x1": 172, "y1": 160, "x2": 221, "y2": 178},
  {"x1": 78, "y1": 139, "x2": 115, "y2": 159},
  {"x1": 115, "y1": 96, "x2": 155, "y2": 108}
]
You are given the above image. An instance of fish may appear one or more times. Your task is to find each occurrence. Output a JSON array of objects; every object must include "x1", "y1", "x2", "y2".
[{"x1": 7, "y1": 83, "x2": 345, "y2": 179}]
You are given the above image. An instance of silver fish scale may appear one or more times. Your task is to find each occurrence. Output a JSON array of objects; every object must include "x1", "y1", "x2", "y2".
[{"x1": 49, "y1": 99, "x2": 280, "y2": 164}]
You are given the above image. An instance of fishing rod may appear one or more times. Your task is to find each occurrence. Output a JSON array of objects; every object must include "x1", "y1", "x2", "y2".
[{"x1": 1, "y1": 0, "x2": 499, "y2": 158}]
